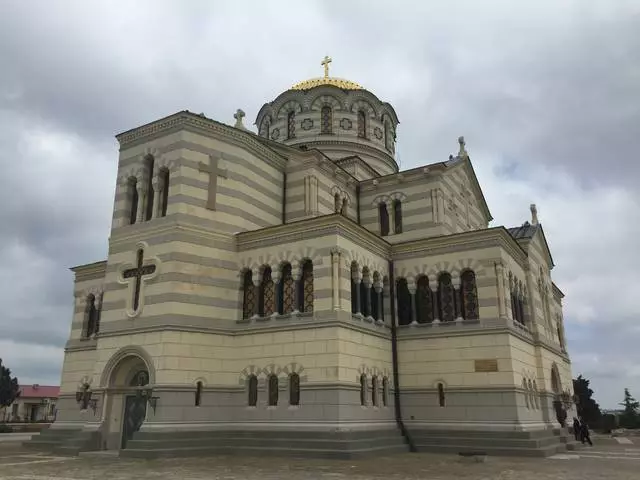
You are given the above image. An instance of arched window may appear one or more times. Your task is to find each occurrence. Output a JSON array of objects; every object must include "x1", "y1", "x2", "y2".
[
  {"x1": 289, "y1": 373, "x2": 300, "y2": 406},
  {"x1": 460, "y1": 270, "x2": 479, "y2": 320},
  {"x1": 85, "y1": 294, "x2": 97, "y2": 338},
  {"x1": 268, "y1": 374, "x2": 279, "y2": 406},
  {"x1": 415, "y1": 276, "x2": 433, "y2": 324},
  {"x1": 371, "y1": 376, "x2": 379, "y2": 407},
  {"x1": 533, "y1": 380, "x2": 539, "y2": 409},
  {"x1": 242, "y1": 270, "x2": 255, "y2": 320},
  {"x1": 259, "y1": 266, "x2": 275, "y2": 317},
  {"x1": 393, "y1": 200, "x2": 403, "y2": 234},
  {"x1": 321, "y1": 106, "x2": 332, "y2": 134},
  {"x1": 357, "y1": 110, "x2": 366, "y2": 138},
  {"x1": 379, "y1": 203, "x2": 390, "y2": 236},
  {"x1": 334, "y1": 193, "x2": 341, "y2": 213},
  {"x1": 341, "y1": 198, "x2": 348, "y2": 216},
  {"x1": 300, "y1": 260, "x2": 314, "y2": 313},
  {"x1": 360, "y1": 374, "x2": 367, "y2": 406},
  {"x1": 438, "y1": 273, "x2": 455, "y2": 322},
  {"x1": 195, "y1": 381, "x2": 202, "y2": 406},
  {"x1": 263, "y1": 119, "x2": 270, "y2": 139},
  {"x1": 382, "y1": 377, "x2": 389, "y2": 406},
  {"x1": 396, "y1": 278, "x2": 412, "y2": 325},
  {"x1": 128, "y1": 177, "x2": 138, "y2": 225},
  {"x1": 523, "y1": 379, "x2": 530, "y2": 409},
  {"x1": 438, "y1": 383, "x2": 445, "y2": 407},
  {"x1": 279, "y1": 263, "x2": 295, "y2": 314},
  {"x1": 248, "y1": 375, "x2": 258, "y2": 406},
  {"x1": 518, "y1": 293, "x2": 526, "y2": 325},
  {"x1": 159, "y1": 168, "x2": 170, "y2": 217},
  {"x1": 360, "y1": 267, "x2": 371, "y2": 317},
  {"x1": 384, "y1": 122, "x2": 391, "y2": 150},
  {"x1": 144, "y1": 155, "x2": 155, "y2": 221},
  {"x1": 351, "y1": 262, "x2": 359, "y2": 315},
  {"x1": 371, "y1": 274, "x2": 380, "y2": 321},
  {"x1": 287, "y1": 111, "x2": 296, "y2": 139}
]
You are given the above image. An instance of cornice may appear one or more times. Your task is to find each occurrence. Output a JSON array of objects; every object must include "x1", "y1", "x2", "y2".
[
  {"x1": 286, "y1": 139, "x2": 397, "y2": 173},
  {"x1": 70, "y1": 260, "x2": 107, "y2": 281},
  {"x1": 236, "y1": 213, "x2": 391, "y2": 257},
  {"x1": 335, "y1": 155, "x2": 382, "y2": 179},
  {"x1": 115, "y1": 111, "x2": 288, "y2": 172}
]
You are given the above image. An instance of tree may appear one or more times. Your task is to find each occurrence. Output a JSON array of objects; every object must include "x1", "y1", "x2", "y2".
[
  {"x1": 572, "y1": 375, "x2": 602, "y2": 424},
  {"x1": 619, "y1": 388, "x2": 640, "y2": 429},
  {"x1": 0, "y1": 358, "x2": 20, "y2": 408}
]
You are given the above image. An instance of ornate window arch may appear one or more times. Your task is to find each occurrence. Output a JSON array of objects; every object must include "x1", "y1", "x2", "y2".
[
  {"x1": 268, "y1": 374, "x2": 279, "y2": 406},
  {"x1": 415, "y1": 276, "x2": 433, "y2": 324},
  {"x1": 242, "y1": 270, "x2": 255, "y2": 320},
  {"x1": 158, "y1": 167, "x2": 170, "y2": 218},
  {"x1": 392, "y1": 199, "x2": 403, "y2": 233},
  {"x1": 360, "y1": 267, "x2": 371, "y2": 317},
  {"x1": 382, "y1": 377, "x2": 389, "y2": 406},
  {"x1": 127, "y1": 177, "x2": 138, "y2": 225},
  {"x1": 379, "y1": 202, "x2": 390, "y2": 236},
  {"x1": 259, "y1": 266, "x2": 275, "y2": 316},
  {"x1": 357, "y1": 110, "x2": 367, "y2": 138},
  {"x1": 437, "y1": 272, "x2": 455, "y2": 322},
  {"x1": 360, "y1": 374, "x2": 367, "y2": 406},
  {"x1": 300, "y1": 259, "x2": 314, "y2": 313},
  {"x1": 279, "y1": 263, "x2": 295, "y2": 314},
  {"x1": 247, "y1": 375, "x2": 258, "y2": 406},
  {"x1": 287, "y1": 110, "x2": 296, "y2": 139},
  {"x1": 84, "y1": 294, "x2": 98, "y2": 339},
  {"x1": 371, "y1": 376, "x2": 379, "y2": 407},
  {"x1": 350, "y1": 261, "x2": 360, "y2": 314},
  {"x1": 523, "y1": 378, "x2": 530, "y2": 409},
  {"x1": 321, "y1": 106, "x2": 332, "y2": 134},
  {"x1": 289, "y1": 373, "x2": 300, "y2": 406},
  {"x1": 460, "y1": 269, "x2": 479, "y2": 320},
  {"x1": 143, "y1": 155, "x2": 155, "y2": 222},
  {"x1": 396, "y1": 277, "x2": 412, "y2": 325}
]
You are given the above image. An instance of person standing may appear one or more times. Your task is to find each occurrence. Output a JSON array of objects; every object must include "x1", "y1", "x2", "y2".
[
  {"x1": 580, "y1": 418, "x2": 593, "y2": 446},
  {"x1": 572, "y1": 417, "x2": 581, "y2": 442}
]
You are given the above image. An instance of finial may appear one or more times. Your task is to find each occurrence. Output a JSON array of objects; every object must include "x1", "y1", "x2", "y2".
[
  {"x1": 458, "y1": 136, "x2": 469, "y2": 159},
  {"x1": 530, "y1": 204, "x2": 539, "y2": 225},
  {"x1": 321, "y1": 55, "x2": 332, "y2": 78},
  {"x1": 233, "y1": 109, "x2": 246, "y2": 129}
]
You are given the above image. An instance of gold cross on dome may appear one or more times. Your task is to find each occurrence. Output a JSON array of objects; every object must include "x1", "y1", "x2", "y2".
[{"x1": 321, "y1": 55, "x2": 332, "y2": 78}]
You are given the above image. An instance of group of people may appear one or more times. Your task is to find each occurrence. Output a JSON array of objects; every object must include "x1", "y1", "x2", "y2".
[{"x1": 573, "y1": 417, "x2": 593, "y2": 446}]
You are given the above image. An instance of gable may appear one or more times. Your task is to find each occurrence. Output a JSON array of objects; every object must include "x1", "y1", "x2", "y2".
[
  {"x1": 445, "y1": 158, "x2": 493, "y2": 225},
  {"x1": 507, "y1": 223, "x2": 555, "y2": 269}
]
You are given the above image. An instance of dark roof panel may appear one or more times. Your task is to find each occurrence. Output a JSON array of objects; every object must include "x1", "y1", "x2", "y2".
[{"x1": 507, "y1": 222, "x2": 539, "y2": 240}]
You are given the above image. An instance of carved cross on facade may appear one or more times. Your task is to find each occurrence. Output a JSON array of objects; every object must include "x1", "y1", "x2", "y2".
[
  {"x1": 199, "y1": 155, "x2": 228, "y2": 210},
  {"x1": 122, "y1": 248, "x2": 156, "y2": 312}
]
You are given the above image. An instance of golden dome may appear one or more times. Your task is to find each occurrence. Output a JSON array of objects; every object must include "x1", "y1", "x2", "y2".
[
  {"x1": 291, "y1": 77, "x2": 363, "y2": 91},
  {"x1": 291, "y1": 56, "x2": 363, "y2": 91}
]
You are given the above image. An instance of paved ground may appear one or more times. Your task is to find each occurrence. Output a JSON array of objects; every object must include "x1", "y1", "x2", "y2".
[{"x1": 0, "y1": 441, "x2": 638, "y2": 480}]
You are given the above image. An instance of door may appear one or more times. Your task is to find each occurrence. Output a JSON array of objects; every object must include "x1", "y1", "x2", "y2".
[{"x1": 121, "y1": 395, "x2": 147, "y2": 449}]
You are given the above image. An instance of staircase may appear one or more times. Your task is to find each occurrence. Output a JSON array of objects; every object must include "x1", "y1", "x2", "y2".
[{"x1": 23, "y1": 428, "x2": 101, "y2": 455}]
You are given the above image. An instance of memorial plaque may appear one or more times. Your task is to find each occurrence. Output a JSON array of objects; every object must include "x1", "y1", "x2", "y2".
[{"x1": 474, "y1": 359, "x2": 499, "y2": 372}]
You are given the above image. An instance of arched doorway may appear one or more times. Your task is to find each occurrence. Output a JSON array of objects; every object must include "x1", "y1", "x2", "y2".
[
  {"x1": 550, "y1": 363, "x2": 566, "y2": 427},
  {"x1": 551, "y1": 364, "x2": 562, "y2": 396},
  {"x1": 100, "y1": 347, "x2": 154, "y2": 450}
]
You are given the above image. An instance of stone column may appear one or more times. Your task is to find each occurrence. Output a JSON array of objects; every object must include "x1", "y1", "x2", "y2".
[
  {"x1": 506, "y1": 274, "x2": 514, "y2": 322},
  {"x1": 136, "y1": 182, "x2": 147, "y2": 224},
  {"x1": 375, "y1": 283, "x2": 384, "y2": 324},
  {"x1": 408, "y1": 280, "x2": 418, "y2": 325},
  {"x1": 429, "y1": 275, "x2": 440, "y2": 324},
  {"x1": 292, "y1": 262, "x2": 301, "y2": 314},
  {"x1": 331, "y1": 249, "x2": 341, "y2": 311},
  {"x1": 452, "y1": 274, "x2": 463, "y2": 322},
  {"x1": 251, "y1": 268, "x2": 261, "y2": 319},
  {"x1": 387, "y1": 200, "x2": 395, "y2": 235},
  {"x1": 151, "y1": 175, "x2": 160, "y2": 219},
  {"x1": 271, "y1": 268, "x2": 281, "y2": 317},
  {"x1": 495, "y1": 262, "x2": 506, "y2": 318}
]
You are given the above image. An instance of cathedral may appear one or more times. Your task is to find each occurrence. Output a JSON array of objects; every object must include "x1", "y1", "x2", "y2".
[{"x1": 29, "y1": 57, "x2": 576, "y2": 458}]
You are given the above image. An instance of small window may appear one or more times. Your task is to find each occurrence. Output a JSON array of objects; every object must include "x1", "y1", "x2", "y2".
[
  {"x1": 248, "y1": 375, "x2": 258, "y2": 407},
  {"x1": 287, "y1": 111, "x2": 296, "y2": 139},
  {"x1": 289, "y1": 373, "x2": 300, "y2": 406},
  {"x1": 195, "y1": 381, "x2": 203, "y2": 407},
  {"x1": 393, "y1": 200, "x2": 403, "y2": 234},
  {"x1": 160, "y1": 168, "x2": 170, "y2": 217},
  {"x1": 438, "y1": 383, "x2": 445, "y2": 407},
  {"x1": 382, "y1": 377, "x2": 389, "y2": 406},
  {"x1": 357, "y1": 110, "x2": 366, "y2": 138},
  {"x1": 128, "y1": 178, "x2": 138, "y2": 225},
  {"x1": 360, "y1": 374, "x2": 367, "y2": 406},
  {"x1": 321, "y1": 106, "x2": 332, "y2": 134},
  {"x1": 371, "y1": 376, "x2": 379, "y2": 407},
  {"x1": 379, "y1": 203, "x2": 390, "y2": 236},
  {"x1": 268, "y1": 374, "x2": 279, "y2": 406}
]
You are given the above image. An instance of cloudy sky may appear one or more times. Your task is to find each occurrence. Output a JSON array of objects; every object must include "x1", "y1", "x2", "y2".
[{"x1": 1, "y1": 0, "x2": 638, "y2": 409}]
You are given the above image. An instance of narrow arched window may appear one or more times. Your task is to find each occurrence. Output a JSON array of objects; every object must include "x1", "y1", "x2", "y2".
[
  {"x1": 144, "y1": 155, "x2": 155, "y2": 221},
  {"x1": 287, "y1": 111, "x2": 296, "y2": 139},
  {"x1": 379, "y1": 203, "x2": 390, "y2": 236},
  {"x1": 523, "y1": 379, "x2": 530, "y2": 409},
  {"x1": 518, "y1": 294, "x2": 526, "y2": 325},
  {"x1": 438, "y1": 383, "x2": 445, "y2": 407},
  {"x1": 438, "y1": 273, "x2": 455, "y2": 322},
  {"x1": 268, "y1": 374, "x2": 279, "y2": 406},
  {"x1": 415, "y1": 276, "x2": 433, "y2": 324},
  {"x1": 159, "y1": 168, "x2": 170, "y2": 217},
  {"x1": 289, "y1": 373, "x2": 300, "y2": 406},
  {"x1": 300, "y1": 260, "x2": 314, "y2": 313},
  {"x1": 533, "y1": 380, "x2": 539, "y2": 409},
  {"x1": 85, "y1": 294, "x2": 97, "y2": 338},
  {"x1": 396, "y1": 278, "x2": 412, "y2": 325},
  {"x1": 371, "y1": 376, "x2": 379, "y2": 407},
  {"x1": 242, "y1": 270, "x2": 255, "y2": 319},
  {"x1": 382, "y1": 377, "x2": 389, "y2": 406},
  {"x1": 259, "y1": 266, "x2": 275, "y2": 316},
  {"x1": 371, "y1": 274, "x2": 380, "y2": 321},
  {"x1": 128, "y1": 177, "x2": 138, "y2": 225},
  {"x1": 357, "y1": 110, "x2": 366, "y2": 138},
  {"x1": 195, "y1": 381, "x2": 202, "y2": 406},
  {"x1": 321, "y1": 106, "x2": 332, "y2": 134},
  {"x1": 341, "y1": 198, "x2": 348, "y2": 216},
  {"x1": 351, "y1": 262, "x2": 359, "y2": 315},
  {"x1": 460, "y1": 270, "x2": 479, "y2": 320},
  {"x1": 279, "y1": 263, "x2": 294, "y2": 314},
  {"x1": 360, "y1": 374, "x2": 367, "y2": 406},
  {"x1": 263, "y1": 119, "x2": 270, "y2": 139},
  {"x1": 360, "y1": 267, "x2": 371, "y2": 317},
  {"x1": 334, "y1": 193, "x2": 341, "y2": 213},
  {"x1": 248, "y1": 375, "x2": 258, "y2": 406},
  {"x1": 393, "y1": 200, "x2": 403, "y2": 234}
]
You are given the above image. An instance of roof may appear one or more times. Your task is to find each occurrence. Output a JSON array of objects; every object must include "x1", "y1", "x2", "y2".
[
  {"x1": 19, "y1": 385, "x2": 60, "y2": 399},
  {"x1": 290, "y1": 76, "x2": 363, "y2": 91},
  {"x1": 507, "y1": 222, "x2": 539, "y2": 239}
]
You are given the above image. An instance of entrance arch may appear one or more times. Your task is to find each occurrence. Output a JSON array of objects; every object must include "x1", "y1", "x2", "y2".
[
  {"x1": 550, "y1": 363, "x2": 562, "y2": 395},
  {"x1": 99, "y1": 346, "x2": 155, "y2": 450}
]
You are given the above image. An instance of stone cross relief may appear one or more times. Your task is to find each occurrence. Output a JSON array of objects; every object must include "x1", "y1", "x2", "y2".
[
  {"x1": 121, "y1": 248, "x2": 156, "y2": 313},
  {"x1": 199, "y1": 154, "x2": 228, "y2": 210}
]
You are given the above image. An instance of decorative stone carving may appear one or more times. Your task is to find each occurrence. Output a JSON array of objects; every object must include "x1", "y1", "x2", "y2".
[
  {"x1": 301, "y1": 118, "x2": 314, "y2": 130},
  {"x1": 373, "y1": 127, "x2": 383, "y2": 139},
  {"x1": 270, "y1": 128, "x2": 280, "y2": 140},
  {"x1": 339, "y1": 118, "x2": 352, "y2": 130}
]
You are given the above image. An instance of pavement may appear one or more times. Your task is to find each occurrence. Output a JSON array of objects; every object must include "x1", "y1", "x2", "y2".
[{"x1": 0, "y1": 439, "x2": 637, "y2": 480}]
